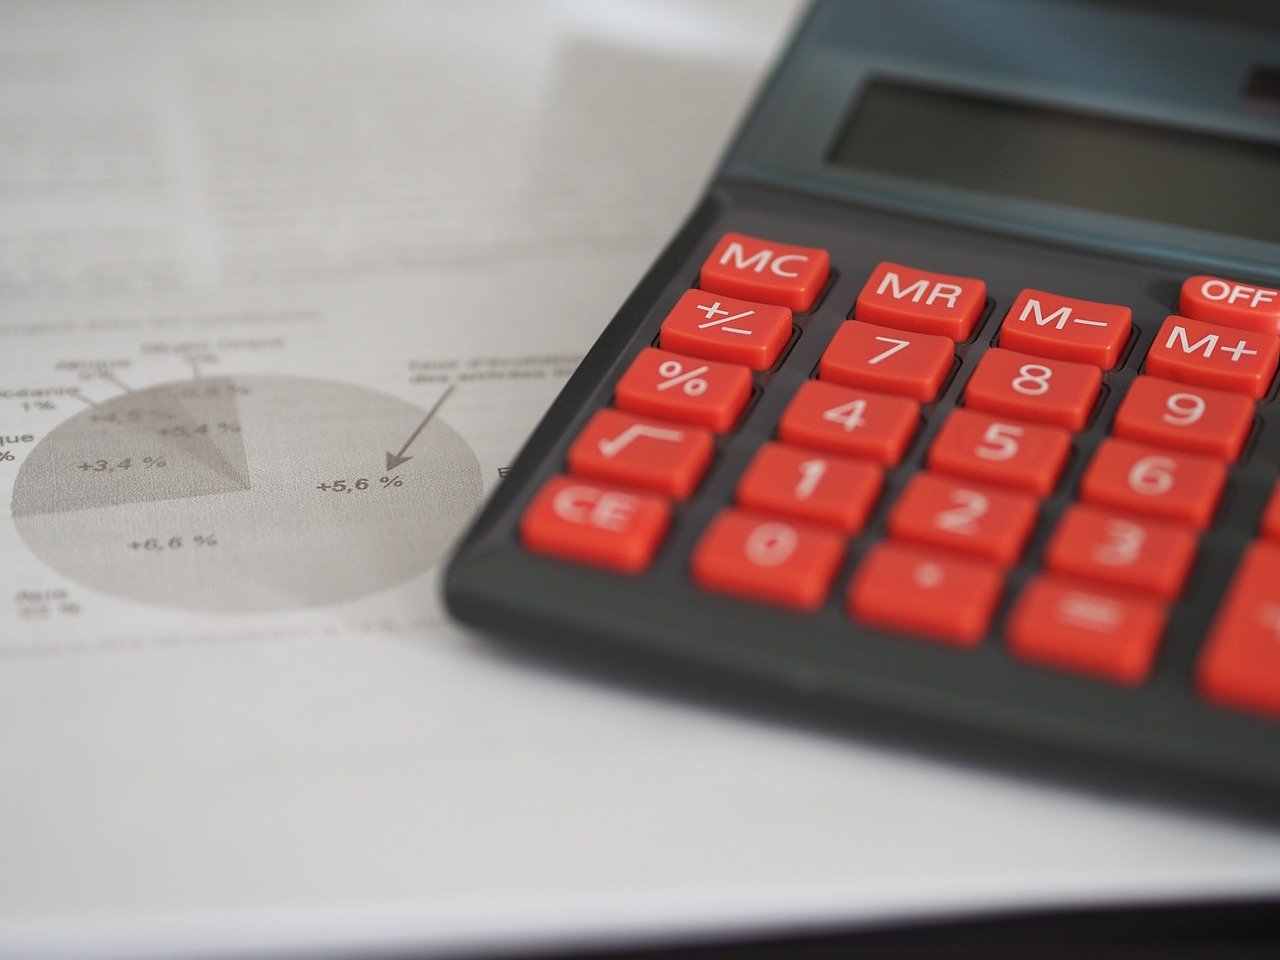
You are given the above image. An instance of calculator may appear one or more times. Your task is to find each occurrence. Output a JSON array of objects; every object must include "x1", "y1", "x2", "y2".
[{"x1": 445, "y1": 0, "x2": 1280, "y2": 816}]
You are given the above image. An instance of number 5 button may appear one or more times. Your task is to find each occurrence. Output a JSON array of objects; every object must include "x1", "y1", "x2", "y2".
[
  {"x1": 927, "y1": 408, "x2": 1071, "y2": 496},
  {"x1": 778, "y1": 380, "x2": 919, "y2": 465}
]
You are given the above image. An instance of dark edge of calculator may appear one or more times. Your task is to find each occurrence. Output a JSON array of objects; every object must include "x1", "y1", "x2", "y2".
[{"x1": 443, "y1": 0, "x2": 1280, "y2": 824}]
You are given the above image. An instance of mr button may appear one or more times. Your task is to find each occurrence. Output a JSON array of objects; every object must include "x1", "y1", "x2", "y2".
[{"x1": 699, "y1": 232, "x2": 829, "y2": 312}]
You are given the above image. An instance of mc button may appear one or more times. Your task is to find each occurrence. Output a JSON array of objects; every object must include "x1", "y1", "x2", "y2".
[{"x1": 699, "y1": 232, "x2": 829, "y2": 312}]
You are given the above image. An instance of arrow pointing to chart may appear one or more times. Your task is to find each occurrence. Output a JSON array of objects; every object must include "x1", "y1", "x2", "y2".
[{"x1": 386, "y1": 384, "x2": 454, "y2": 471}]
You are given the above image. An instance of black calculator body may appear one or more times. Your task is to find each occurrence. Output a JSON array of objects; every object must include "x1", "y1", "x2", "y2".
[{"x1": 445, "y1": 0, "x2": 1280, "y2": 817}]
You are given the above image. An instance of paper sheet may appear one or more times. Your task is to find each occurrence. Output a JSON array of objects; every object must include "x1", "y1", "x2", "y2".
[{"x1": 2, "y1": 3, "x2": 1279, "y2": 958}]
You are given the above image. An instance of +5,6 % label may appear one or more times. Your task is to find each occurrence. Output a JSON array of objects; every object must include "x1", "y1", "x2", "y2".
[{"x1": 315, "y1": 475, "x2": 405, "y2": 493}]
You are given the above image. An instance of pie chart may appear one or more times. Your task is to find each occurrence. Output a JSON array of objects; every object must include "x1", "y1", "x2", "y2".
[{"x1": 11, "y1": 375, "x2": 483, "y2": 613}]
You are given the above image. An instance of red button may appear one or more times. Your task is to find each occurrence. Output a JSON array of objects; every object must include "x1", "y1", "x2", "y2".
[
  {"x1": 927, "y1": 408, "x2": 1071, "y2": 496},
  {"x1": 1007, "y1": 575, "x2": 1166, "y2": 685},
  {"x1": 1263, "y1": 484, "x2": 1280, "y2": 540},
  {"x1": 1079, "y1": 437, "x2": 1226, "y2": 529},
  {"x1": 887, "y1": 472, "x2": 1039, "y2": 566},
  {"x1": 777, "y1": 380, "x2": 919, "y2": 465},
  {"x1": 1197, "y1": 540, "x2": 1280, "y2": 718},
  {"x1": 847, "y1": 541, "x2": 1003, "y2": 646},
  {"x1": 690, "y1": 509, "x2": 844, "y2": 612},
  {"x1": 819, "y1": 320, "x2": 953, "y2": 401},
  {"x1": 659, "y1": 289, "x2": 792, "y2": 370},
  {"x1": 699, "y1": 232, "x2": 829, "y2": 312},
  {"x1": 1179, "y1": 275, "x2": 1280, "y2": 336},
  {"x1": 736, "y1": 442, "x2": 882, "y2": 534},
  {"x1": 614, "y1": 347, "x2": 752, "y2": 432},
  {"x1": 1044, "y1": 504, "x2": 1197, "y2": 600},
  {"x1": 964, "y1": 348, "x2": 1102, "y2": 431},
  {"x1": 1145, "y1": 314, "x2": 1279, "y2": 400},
  {"x1": 567, "y1": 409, "x2": 714, "y2": 499},
  {"x1": 1112, "y1": 375, "x2": 1254, "y2": 462},
  {"x1": 998, "y1": 289, "x2": 1131, "y2": 370},
  {"x1": 855, "y1": 262, "x2": 987, "y2": 340},
  {"x1": 520, "y1": 475, "x2": 670, "y2": 574}
]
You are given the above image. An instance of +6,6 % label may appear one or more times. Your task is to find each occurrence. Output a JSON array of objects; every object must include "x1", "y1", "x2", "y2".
[{"x1": 315, "y1": 475, "x2": 405, "y2": 493}]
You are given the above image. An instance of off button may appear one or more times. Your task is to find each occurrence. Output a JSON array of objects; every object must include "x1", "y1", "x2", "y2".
[{"x1": 1179, "y1": 275, "x2": 1280, "y2": 335}]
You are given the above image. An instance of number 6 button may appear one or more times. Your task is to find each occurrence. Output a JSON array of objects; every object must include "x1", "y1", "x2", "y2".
[
  {"x1": 964, "y1": 348, "x2": 1101, "y2": 431},
  {"x1": 1080, "y1": 437, "x2": 1227, "y2": 529}
]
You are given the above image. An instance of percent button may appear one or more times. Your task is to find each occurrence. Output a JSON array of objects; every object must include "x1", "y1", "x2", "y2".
[{"x1": 614, "y1": 347, "x2": 752, "y2": 432}]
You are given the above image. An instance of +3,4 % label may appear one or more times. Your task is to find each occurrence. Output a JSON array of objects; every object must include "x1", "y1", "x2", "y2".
[
  {"x1": 78, "y1": 456, "x2": 168, "y2": 472},
  {"x1": 315, "y1": 475, "x2": 405, "y2": 493}
]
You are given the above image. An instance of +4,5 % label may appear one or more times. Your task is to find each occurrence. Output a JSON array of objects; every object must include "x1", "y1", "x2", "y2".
[{"x1": 315, "y1": 475, "x2": 405, "y2": 493}]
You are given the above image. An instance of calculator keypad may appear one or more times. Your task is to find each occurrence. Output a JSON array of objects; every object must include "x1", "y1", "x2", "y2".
[{"x1": 519, "y1": 230, "x2": 1280, "y2": 724}]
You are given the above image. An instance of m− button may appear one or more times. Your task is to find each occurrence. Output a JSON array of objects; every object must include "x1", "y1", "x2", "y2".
[{"x1": 998, "y1": 289, "x2": 1131, "y2": 369}]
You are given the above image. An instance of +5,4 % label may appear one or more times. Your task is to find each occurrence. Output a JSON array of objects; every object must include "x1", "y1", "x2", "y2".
[{"x1": 315, "y1": 475, "x2": 405, "y2": 493}]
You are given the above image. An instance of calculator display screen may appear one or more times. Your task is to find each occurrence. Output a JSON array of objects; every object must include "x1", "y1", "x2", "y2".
[{"x1": 830, "y1": 80, "x2": 1280, "y2": 245}]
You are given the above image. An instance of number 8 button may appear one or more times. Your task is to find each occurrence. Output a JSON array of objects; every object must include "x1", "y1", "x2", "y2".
[{"x1": 964, "y1": 348, "x2": 1102, "y2": 431}]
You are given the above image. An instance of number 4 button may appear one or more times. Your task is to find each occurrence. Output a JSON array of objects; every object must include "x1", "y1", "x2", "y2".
[{"x1": 777, "y1": 380, "x2": 920, "y2": 465}]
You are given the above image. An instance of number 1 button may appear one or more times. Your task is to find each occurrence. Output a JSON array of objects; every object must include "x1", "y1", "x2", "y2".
[{"x1": 736, "y1": 442, "x2": 883, "y2": 533}]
